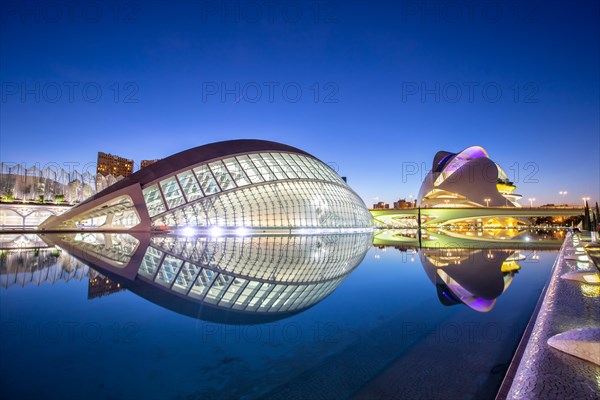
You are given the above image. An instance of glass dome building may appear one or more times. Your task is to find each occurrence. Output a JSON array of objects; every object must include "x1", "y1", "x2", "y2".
[{"x1": 41, "y1": 140, "x2": 373, "y2": 232}]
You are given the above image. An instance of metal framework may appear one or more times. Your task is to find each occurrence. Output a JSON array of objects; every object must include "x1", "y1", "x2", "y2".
[{"x1": 40, "y1": 140, "x2": 373, "y2": 232}]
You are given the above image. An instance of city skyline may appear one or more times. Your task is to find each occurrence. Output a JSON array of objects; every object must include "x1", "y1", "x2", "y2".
[
  {"x1": 1, "y1": 1, "x2": 598, "y2": 206},
  {"x1": 1, "y1": 3, "x2": 597, "y2": 400}
]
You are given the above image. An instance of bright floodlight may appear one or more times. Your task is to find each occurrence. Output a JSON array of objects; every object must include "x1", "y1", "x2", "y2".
[
  {"x1": 209, "y1": 226, "x2": 223, "y2": 237},
  {"x1": 181, "y1": 226, "x2": 198, "y2": 236}
]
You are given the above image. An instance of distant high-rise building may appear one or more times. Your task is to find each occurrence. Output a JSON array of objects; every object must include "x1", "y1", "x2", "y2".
[
  {"x1": 373, "y1": 201, "x2": 390, "y2": 209},
  {"x1": 393, "y1": 199, "x2": 416, "y2": 209},
  {"x1": 97, "y1": 152, "x2": 134, "y2": 177},
  {"x1": 141, "y1": 159, "x2": 160, "y2": 169}
]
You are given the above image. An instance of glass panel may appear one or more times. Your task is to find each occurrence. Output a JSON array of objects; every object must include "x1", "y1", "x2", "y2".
[
  {"x1": 155, "y1": 255, "x2": 183, "y2": 287},
  {"x1": 261, "y1": 153, "x2": 287, "y2": 180},
  {"x1": 281, "y1": 153, "x2": 308, "y2": 178},
  {"x1": 290, "y1": 154, "x2": 318, "y2": 179},
  {"x1": 160, "y1": 177, "x2": 185, "y2": 209},
  {"x1": 138, "y1": 247, "x2": 163, "y2": 278},
  {"x1": 249, "y1": 154, "x2": 276, "y2": 181},
  {"x1": 172, "y1": 262, "x2": 201, "y2": 294},
  {"x1": 204, "y1": 275, "x2": 233, "y2": 304},
  {"x1": 223, "y1": 157, "x2": 250, "y2": 187},
  {"x1": 246, "y1": 282, "x2": 274, "y2": 310},
  {"x1": 315, "y1": 160, "x2": 341, "y2": 183},
  {"x1": 301, "y1": 156, "x2": 328, "y2": 180},
  {"x1": 218, "y1": 278, "x2": 247, "y2": 306},
  {"x1": 259, "y1": 285, "x2": 287, "y2": 311},
  {"x1": 272, "y1": 153, "x2": 298, "y2": 178},
  {"x1": 177, "y1": 170, "x2": 203, "y2": 202},
  {"x1": 145, "y1": 178, "x2": 373, "y2": 230},
  {"x1": 232, "y1": 280, "x2": 261, "y2": 310},
  {"x1": 271, "y1": 285, "x2": 298, "y2": 311},
  {"x1": 142, "y1": 184, "x2": 166, "y2": 217},
  {"x1": 193, "y1": 165, "x2": 220, "y2": 195},
  {"x1": 209, "y1": 160, "x2": 236, "y2": 191},
  {"x1": 189, "y1": 268, "x2": 217, "y2": 299},
  {"x1": 236, "y1": 155, "x2": 264, "y2": 184}
]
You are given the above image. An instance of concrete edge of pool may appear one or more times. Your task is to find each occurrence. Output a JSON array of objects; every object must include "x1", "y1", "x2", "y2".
[{"x1": 496, "y1": 231, "x2": 600, "y2": 400}]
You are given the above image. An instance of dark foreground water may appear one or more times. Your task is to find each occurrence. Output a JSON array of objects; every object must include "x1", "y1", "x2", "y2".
[{"x1": 0, "y1": 232, "x2": 559, "y2": 400}]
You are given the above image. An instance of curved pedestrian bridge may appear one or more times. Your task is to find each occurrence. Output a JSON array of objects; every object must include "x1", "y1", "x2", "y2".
[{"x1": 371, "y1": 207, "x2": 584, "y2": 227}]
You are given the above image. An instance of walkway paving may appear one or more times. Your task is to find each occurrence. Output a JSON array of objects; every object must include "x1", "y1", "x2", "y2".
[{"x1": 499, "y1": 232, "x2": 600, "y2": 400}]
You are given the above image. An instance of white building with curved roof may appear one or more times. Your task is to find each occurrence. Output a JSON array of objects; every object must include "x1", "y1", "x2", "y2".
[
  {"x1": 418, "y1": 146, "x2": 522, "y2": 208},
  {"x1": 40, "y1": 140, "x2": 373, "y2": 232}
]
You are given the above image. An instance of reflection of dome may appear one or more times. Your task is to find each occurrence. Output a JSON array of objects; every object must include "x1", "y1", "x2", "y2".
[
  {"x1": 43, "y1": 232, "x2": 372, "y2": 323},
  {"x1": 41, "y1": 140, "x2": 373, "y2": 232},
  {"x1": 420, "y1": 248, "x2": 521, "y2": 312},
  {"x1": 418, "y1": 146, "x2": 521, "y2": 208}
]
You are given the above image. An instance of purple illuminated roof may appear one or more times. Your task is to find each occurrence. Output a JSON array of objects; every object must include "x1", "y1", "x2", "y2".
[
  {"x1": 443, "y1": 146, "x2": 489, "y2": 174},
  {"x1": 459, "y1": 146, "x2": 489, "y2": 160}
]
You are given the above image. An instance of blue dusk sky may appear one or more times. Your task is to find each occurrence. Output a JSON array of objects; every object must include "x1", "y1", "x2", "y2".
[{"x1": 1, "y1": 0, "x2": 598, "y2": 206}]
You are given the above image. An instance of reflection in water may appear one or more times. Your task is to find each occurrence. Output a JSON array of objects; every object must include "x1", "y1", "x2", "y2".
[
  {"x1": 0, "y1": 233, "x2": 54, "y2": 250},
  {"x1": 0, "y1": 244, "x2": 90, "y2": 288},
  {"x1": 2, "y1": 230, "x2": 545, "y2": 318},
  {"x1": 374, "y1": 227, "x2": 567, "y2": 248},
  {"x1": 52, "y1": 232, "x2": 141, "y2": 267},
  {"x1": 420, "y1": 247, "x2": 523, "y2": 312},
  {"x1": 88, "y1": 275, "x2": 126, "y2": 299},
  {"x1": 41, "y1": 232, "x2": 373, "y2": 323}
]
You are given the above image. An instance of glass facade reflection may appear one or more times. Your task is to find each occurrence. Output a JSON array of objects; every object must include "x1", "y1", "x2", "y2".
[
  {"x1": 43, "y1": 231, "x2": 373, "y2": 322},
  {"x1": 138, "y1": 234, "x2": 371, "y2": 312}
]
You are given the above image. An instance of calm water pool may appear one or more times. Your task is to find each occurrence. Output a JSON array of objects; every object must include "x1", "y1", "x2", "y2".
[{"x1": 0, "y1": 232, "x2": 560, "y2": 399}]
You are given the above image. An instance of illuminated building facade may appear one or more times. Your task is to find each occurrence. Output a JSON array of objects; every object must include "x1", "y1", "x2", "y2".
[
  {"x1": 97, "y1": 152, "x2": 134, "y2": 178},
  {"x1": 418, "y1": 146, "x2": 522, "y2": 208},
  {"x1": 372, "y1": 201, "x2": 390, "y2": 209},
  {"x1": 393, "y1": 199, "x2": 416, "y2": 209},
  {"x1": 0, "y1": 162, "x2": 97, "y2": 204},
  {"x1": 42, "y1": 140, "x2": 373, "y2": 232},
  {"x1": 46, "y1": 231, "x2": 372, "y2": 322},
  {"x1": 88, "y1": 275, "x2": 125, "y2": 299}
]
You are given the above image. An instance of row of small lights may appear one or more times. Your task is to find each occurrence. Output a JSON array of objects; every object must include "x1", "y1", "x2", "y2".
[
  {"x1": 382, "y1": 192, "x2": 593, "y2": 207},
  {"x1": 526, "y1": 192, "x2": 593, "y2": 207},
  {"x1": 180, "y1": 226, "x2": 246, "y2": 237},
  {"x1": 179, "y1": 226, "x2": 373, "y2": 237}
]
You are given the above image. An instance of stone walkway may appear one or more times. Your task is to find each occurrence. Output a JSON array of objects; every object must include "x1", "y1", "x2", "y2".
[{"x1": 499, "y1": 232, "x2": 600, "y2": 400}]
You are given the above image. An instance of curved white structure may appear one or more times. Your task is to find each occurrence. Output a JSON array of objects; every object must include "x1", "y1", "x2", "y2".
[
  {"x1": 41, "y1": 140, "x2": 373, "y2": 232},
  {"x1": 420, "y1": 248, "x2": 522, "y2": 312},
  {"x1": 418, "y1": 146, "x2": 521, "y2": 208},
  {"x1": 43, "y1": 231, "x2": 372, "y2": 323}
]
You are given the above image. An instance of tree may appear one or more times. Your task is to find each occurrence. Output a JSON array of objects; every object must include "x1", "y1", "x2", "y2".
[
  {"x1": 583, "y1": 200, "x2": 591, "y2": 230},
  {"x1": 596, "y1": 203, "x2": 600, "y2": 233},
  {"x1": 1, "y1": 191, "x2": 14, "y2": 202}
]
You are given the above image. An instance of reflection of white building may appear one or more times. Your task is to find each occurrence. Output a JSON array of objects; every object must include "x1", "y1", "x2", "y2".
[
  {"x1": 41, "y1": 140, "x2": 373, "y2": 232},
  {"x1": 418, "y1": 146, "x2": 521, "y2": 208},
  {"x1": 47, "y1": 232, "x2": 372, "y2": 323},
  {"x1": 420, "y1": 248, "x2": 522, "y2": 312},
  {"x1": 0, "y1": 243, "x2": 91, "y2": 289}
]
